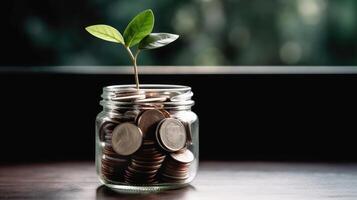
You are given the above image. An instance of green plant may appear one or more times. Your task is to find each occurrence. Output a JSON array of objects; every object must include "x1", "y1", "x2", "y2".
[{"x1": 85, "y1": 9, "x2": 179, "y2": 89}]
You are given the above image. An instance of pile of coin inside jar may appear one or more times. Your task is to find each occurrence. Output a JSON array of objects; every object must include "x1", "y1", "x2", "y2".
[{"x1": 99, "y1": 87, "x2": 195, "y2": 185}]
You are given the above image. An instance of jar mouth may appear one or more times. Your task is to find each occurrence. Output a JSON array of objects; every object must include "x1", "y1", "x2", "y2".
[
  {"x1": 101, "y1": 84, "x2": 194, "y2": 110},
  {"x1": 104, "y1": 84, "x2": 191, "y2": 92}
]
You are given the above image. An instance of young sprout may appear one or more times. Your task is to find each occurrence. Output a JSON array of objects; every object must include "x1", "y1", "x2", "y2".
[{"x1": 85, "y1": 9, "x2": 179, "y2": 89}]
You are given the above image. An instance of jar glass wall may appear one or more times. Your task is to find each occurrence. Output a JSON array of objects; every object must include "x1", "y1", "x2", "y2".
[{"x1": 95, "y1": 85, "x2": 199, "y2": 191}]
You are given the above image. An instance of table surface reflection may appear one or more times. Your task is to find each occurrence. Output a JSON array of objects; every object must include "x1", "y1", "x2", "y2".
[{"x1": 1, "y1": 161, "x2": 357, "y2": 200}]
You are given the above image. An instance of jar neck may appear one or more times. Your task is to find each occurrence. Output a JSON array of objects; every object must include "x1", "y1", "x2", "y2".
[{"x1": 100, "y1": 84, "x2": 194, "y2": 112}]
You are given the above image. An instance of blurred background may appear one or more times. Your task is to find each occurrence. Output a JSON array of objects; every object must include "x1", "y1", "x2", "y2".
[
  {"x1": 2, "y1": 0, "x2": 357, "y2": 66},
  {"x1": 1, "y1": 0, "x2": 357, "y2": 163}
]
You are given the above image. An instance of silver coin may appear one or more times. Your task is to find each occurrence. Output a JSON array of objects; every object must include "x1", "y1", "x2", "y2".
[
  {"x1": 172, "y1": 112, "x2": 196, "y2": 145},
  {"x1": 156, "y1": 118, "x2": 187, "y2": 152},
  {"x1": 111, "y1": 123, "x2": 143, "y2": 156},
  {"x1": 170, "y1": 149, "x2": 194, "y2": 164},
  {"x1": 111, "y1": 94, "x2": 146, "y2": 101}
]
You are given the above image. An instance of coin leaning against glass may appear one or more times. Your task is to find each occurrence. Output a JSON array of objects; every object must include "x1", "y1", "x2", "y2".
[
  {"x1": 156, "y1": 118, "x2": 187, "y2": 152},
  {"x1": 111, "y1": 123, "x2": 143, "y2": 156}
]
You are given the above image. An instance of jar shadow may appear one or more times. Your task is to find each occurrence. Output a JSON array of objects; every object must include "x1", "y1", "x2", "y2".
[{"x1": 96, "y1": 185, "x2": 196, "y2": 200}]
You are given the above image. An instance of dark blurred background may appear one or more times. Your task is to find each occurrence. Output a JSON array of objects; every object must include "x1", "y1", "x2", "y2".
[
  {"x1": 1, "y1": 0, "x2": 357, "y2": 163},
  {"x1": 1, "y1": 72, "x2": 357, "y2": 162},
  {"x1": 2, "y1": 0, "x2": 357, "y2": 66}
]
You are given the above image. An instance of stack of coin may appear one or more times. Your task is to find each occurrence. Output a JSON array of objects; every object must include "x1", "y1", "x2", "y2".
[
  {"x1": 122, "y1": 109, "x2": 168, "y2": 184},
  {"x1": 124, "y1": 139, "x2": 165, "y2": 184},
  {"x1": 99, "y1": 121, "x2": 117, "y2": 142},
  {"x1": 160, "y1": 149, "x2": 194, "y2": 183},
  {"x1": 100, "y1": 121, "x2": 131, "y2": 182},
  {"x1": 101, "y1": 153, "x2": 129, "y2": 182}
]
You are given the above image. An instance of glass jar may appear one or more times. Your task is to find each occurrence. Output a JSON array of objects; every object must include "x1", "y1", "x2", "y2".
[{"x1": 95, "y1": 84, "x2": 199, "y2": 191}]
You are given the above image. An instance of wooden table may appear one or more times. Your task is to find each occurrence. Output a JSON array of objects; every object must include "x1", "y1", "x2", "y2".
[{"x1": 1, "y1": 162, "x2": 356, "y2": 200}]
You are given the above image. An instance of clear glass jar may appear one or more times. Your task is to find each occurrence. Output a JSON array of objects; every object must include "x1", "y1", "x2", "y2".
[{"x1": 95, "y1": 84, "x2": 199, "y2": 191}]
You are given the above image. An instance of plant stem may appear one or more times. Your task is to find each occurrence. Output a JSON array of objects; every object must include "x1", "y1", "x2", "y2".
[{"x1": 125, "y1": 47, "x2": 140, "y2": 90}]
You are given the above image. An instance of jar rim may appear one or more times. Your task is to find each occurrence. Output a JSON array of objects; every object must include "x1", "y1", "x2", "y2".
[
  {"x1": 101, "y1": 84, "x2": 194, "y2": 110},
  {"x1": 103, "y1": 84, "x2": 191, "y2": 92}
]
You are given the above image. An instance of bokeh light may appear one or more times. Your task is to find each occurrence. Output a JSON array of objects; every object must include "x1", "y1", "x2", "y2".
[{"x1": 2, "y1": 0, "x2": 357, "y2": 66}]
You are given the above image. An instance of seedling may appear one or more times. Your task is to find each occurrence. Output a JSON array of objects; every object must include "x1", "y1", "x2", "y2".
[{"x1": 85, "y1": 9, "x2": 179, "y2": 89}]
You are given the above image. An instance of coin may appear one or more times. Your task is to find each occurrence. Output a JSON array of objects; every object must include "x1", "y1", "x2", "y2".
[
  {"x1": 99, "y1": 121, "x2": 117, "y2": 141},
  {"x1": 156, "y1": 118, "x2": 187, "y2": 152},
  {"x1": 171, "y1": 112, "x2": 196, "y2": 145},
  {"x1": 124, "y1": 166, "x2": 158, "y2": 184},
  {"x1": 124, "y1": 136, "x2": 166, "y2": 184},
  {"x1": 102, "y1": 154, "x2": 128, "y2": 164},
  {"x1": 113, "y1": 88, "x2": 140, "y2": 94},
  {"x1": 161, "y1": 172, "x2": 190, "y2": 180},
  {"x1": 124, "y1": 110, "x2": 141, "y2": 120},
  {"x1": 137, "y1": 109, "x2": 166, "y2": 138},
  {"x1": 170, "y1": 149, "x2": 194, "y2": 164},
  {"x1": 102, "y1": 145, "x2": 126, "y2": 158},
  {"x1": 101, "y1": 163, "x2": 126, "y2": 174},
  {"x1": 162, "y1": 167, "x2": 189, "y2": 176},
  {"x1": 111, "y1": 123, "x2": 143, "y2": 156},
  {"x1": 111, "y1": 94, "x2": 146, "y2": 101},
  {"x1": 111, "y1": 89, "x2": 146, "y2": 101},
  {"x1": 132, "y1": 158, "x2": 165, "y2": 165},
  {"x1": 101, "y1": 155, "x2": 128, "y2": 182},
  {"x1": 159, "y1": 149, "x2": 194, "y2": 183},
  {"x1": 131, "y1": 162, "x2": 162, "y2": 170}
]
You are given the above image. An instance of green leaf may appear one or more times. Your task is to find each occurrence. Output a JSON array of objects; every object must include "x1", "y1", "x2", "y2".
[
  {"x1": 139, "y1": 33, "x2": 179, "y2": 50},
  {"x1": 85, "y1": 24, "x2": 124, "y2": 44},
  {"x1": 123, "y1": 9, "x2": 154, "y2": 47}
]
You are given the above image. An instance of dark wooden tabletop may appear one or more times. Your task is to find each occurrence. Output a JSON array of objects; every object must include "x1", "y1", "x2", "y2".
[{"x1": 1, "y1": 161, "x2": 357, "y2": 200}]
